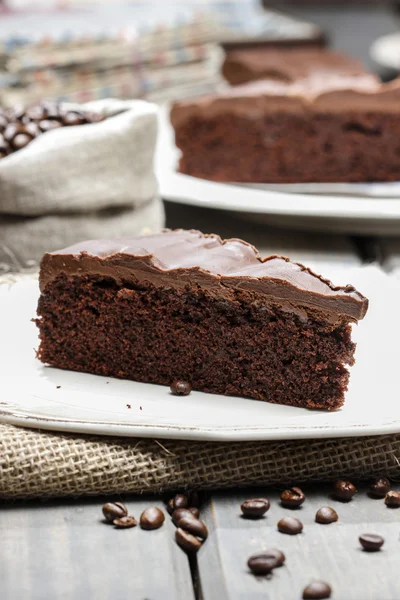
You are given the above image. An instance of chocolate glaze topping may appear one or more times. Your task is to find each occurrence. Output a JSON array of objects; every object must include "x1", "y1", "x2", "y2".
[
  {"x1": 39, "y1": 230, "x2": 368, "y2": 322},
  {"x1": 170, "y1": 76, "x2": 400, "y2": 127}
]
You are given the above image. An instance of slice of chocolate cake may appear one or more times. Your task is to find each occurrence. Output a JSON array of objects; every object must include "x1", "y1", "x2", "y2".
[
  {"x1": 36, "y1": 230, "x2": 368, "y2": 410},
  {"x1": 171, "y1": 71, "x2": 400, "y2": 183}
]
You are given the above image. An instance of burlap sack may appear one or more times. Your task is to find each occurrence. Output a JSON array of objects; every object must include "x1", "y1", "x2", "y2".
[
  {"x1": 0, "y1": 99, "x2": 158, "y2": 216},
  {"x1": 0, "y1": 198, "x2": 164, "y2": 269},
  {"x1": 0, "y1": 423, "x2": 399, "y2": 499}
]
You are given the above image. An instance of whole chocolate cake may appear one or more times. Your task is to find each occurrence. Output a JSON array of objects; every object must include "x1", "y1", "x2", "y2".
[{"x1": 36, "y1": 230, "x2": 368, "y2": 410}]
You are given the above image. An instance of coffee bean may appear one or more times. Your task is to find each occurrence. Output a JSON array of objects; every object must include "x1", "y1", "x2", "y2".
[
  {"x1": 315, "y1": 507, "x2": 338, "y2": 524},
  {"x1": 11, "y1": 132, "x2": 33, "y2": 151},
  {"x1": 25, "y1": 106, "x2": 47, "y2": 121},
  {"x1": 113, "y1": 515, "x2": 138, "y2": 529},
  {"x1": 280, "y1": 487, "x2": 305, "y2": 508},
  {"x1": 39, "y1": 119, "x2": 63, "y2": 132},
  {"x1": 173, "y1": 493, "x2": 190, "y2": 510},
  {"x1": 302, "y1": 581, "x2": 332, "y2": 599},
  {"x1": 332, "y1": 480, "x2": 357, "y2": 502},
  {"x1": 62, "y1": 111, "x2": 85, "y2": 126},
  {"x1": 140, "y1": 507, "x2": 165, "y2": 530},
  {"x1": 102, "y1": 501, "x2": 128, "y2": 522},
  {"x1": 277, "y1": 516, "x2": 303, "y2": 535},
  {"x1": 247, "y1": 552, "x2": 279, "y2": 575},
  {"x1": 172, "y1": 508, "x2": 197, "y2": 525},
  {"x1": 359, "y1": 533, "x2": 384, "y2": 552},
  {"x1": 176, "y1": 527, "x2": 202, "y2": 553},
  {"x1": 369, "y1": 477, "x2": 390, "y2": 498},
  {"x1": 189, "y1": 507, "x2": 200, "y2": 518},
  {"x1": 165, "y1": 498, "x2": 174, "y2": 515},
  {"x1": 176, "y1": 515, "x2": 208, "y2": 540},
  {"x1": 247, "y1": 549, "x2": 285, "y2": 575},
  {"x1": 24, "y1": 122, "x2": 40, "y2": 137},
  {"x1": 241, "y1": 498, "x2": 270, "y2": 519},
  {"x1": 4, "y1": 122, "x2": 24, "y2": 142},
  {"x1": 0, "y1": 114, "x2": 8, "y2": 132},
  {"x1": 170, "y1": 380, "x2": 191, "y2": 396},
  {"x1": 385, "y1": 490, "x2": 400, "y2": 507}
]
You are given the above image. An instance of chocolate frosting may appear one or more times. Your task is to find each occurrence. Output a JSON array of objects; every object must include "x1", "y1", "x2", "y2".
[
  {"x1": 170, "y1": 76, "x2": 400, "y2": 128},
  {"x1": 39, "y1": 230, "x2": 368, "y2": 322},
  {"x1": 222, "y1": 48, "x2": 369, "y2": 85}
]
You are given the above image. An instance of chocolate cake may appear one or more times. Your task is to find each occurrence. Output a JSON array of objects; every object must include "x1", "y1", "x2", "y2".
[
  {"x1": 36, "y1": 230, "x2": 368, "y2": 410},
  {"x1": 171, "y1": 67, "x2": 400, "y2": 183},
  {"x1": 222, "y1": 48, "x2": 368, "y2": 86}
]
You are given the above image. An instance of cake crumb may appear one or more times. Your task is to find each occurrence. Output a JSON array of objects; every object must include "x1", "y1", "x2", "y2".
[
  {"x1": 56, "y1": 386, "x2": 61, "y2": 389},
  {"x1": 126, "y1": 404, "x2": 131, "y2": 409},
  {"x1": 140, "y1": 406, "x2": 142, "y2": 410}
]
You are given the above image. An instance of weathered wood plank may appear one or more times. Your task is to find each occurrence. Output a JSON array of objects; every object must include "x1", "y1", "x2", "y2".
[
  {"x1": 198, "y1": 485, "x2": 400, "y2": 600},
  {"x1": 0, "y1": 495, "x2": 195, "y2": 600}
]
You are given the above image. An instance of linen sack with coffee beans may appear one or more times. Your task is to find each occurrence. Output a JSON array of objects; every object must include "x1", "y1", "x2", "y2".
[{"x1": 0, "y1": 98, "x2": 164, "y2": 269}]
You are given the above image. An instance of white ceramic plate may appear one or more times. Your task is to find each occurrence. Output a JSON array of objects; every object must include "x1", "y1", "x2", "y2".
[
  {"x1": 156, "y1": 108, "x2": 400, "y2": 235},
  {"x1": 0, "y1": 268, "x2": 399, "y2": 441}
]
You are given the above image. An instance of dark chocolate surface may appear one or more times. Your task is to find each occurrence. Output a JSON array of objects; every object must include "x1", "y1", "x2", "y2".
[{"x1": 39, "y1": 230, "x2": 368, "y2": 321}]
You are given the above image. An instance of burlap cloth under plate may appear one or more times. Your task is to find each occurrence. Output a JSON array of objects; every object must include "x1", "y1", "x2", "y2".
[{"x1": 1, "y1": 423, "x2": 399, "y2": 499}]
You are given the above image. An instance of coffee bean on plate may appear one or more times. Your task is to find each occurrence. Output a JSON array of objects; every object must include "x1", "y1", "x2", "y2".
[
  {"x1": 172, "y1": 508, "x2": 198, "y2": 525},
  {"x1": 113, "y1": 515, "x2": 138, "y2": 529},
  {"x1": 280, "y1": 487, "x2": 305, "y2": 508},
  {"x1": 385, "y1": 490, "x2": 400, "y2": 507},
  {"x1": 302, "y1": 581, "x2": 332, "y2": 599},
  {"x1": 241, "y1": 498, "x2": 270, "y2": 519},
  {"x1": 332, "y1": 480, "x2": 357, "y2": 502},
  {"x1": 102, "y1": 501, "x2": 128, "y2": 522},
  {"x1": 140, "y1": 507, "x2": 165, "y2": 530},
  {"x1": 176, "y1": 527, "x2": 202, "y2": 553},
  {"x1": 176, "y1": 515, "x2": 208, "y2": 540},
  {"x1": 277, "y1": 516, "x2": 303, "y2": 535},
  {"x1": 315, "y1": 507, "x2": 338, "y2": 524},
  {"x1": 359, "y1": 533, "x2": 384, "y2": 552},
  {"x1": 369, "y1": 477, "x2": 390, "y2": 498},
  {"x1": 170, "y1": 380, "x2": 191, "y2": 396},
  {"x1": 173, "y1": 493, "x2": 190, "y2": 510}
]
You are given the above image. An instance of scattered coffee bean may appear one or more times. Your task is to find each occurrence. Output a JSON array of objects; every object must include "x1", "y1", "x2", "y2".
[
  {"x1": 302, "y1": 581, "x2": 332, "y2": 599},
  {"x1": 113, "y1": 515, "x2": 138, "y2": 529},
  {"x1": 369, "y1": 477, "x2": 391, "y2": 498},
  {"x1": 359, "y1": 533, "x2": 384, "y2": 552},
  {"x1": 332, "y1": 480, "x2": 357, "y2": 502},
  {"x1": 170, "y1": 380, "x2": 192, "y2": 396},
  {"x1": 241, "y1": 498, "x2": 270, "y2": 519},
  {"x1": 189, "y1": 507, "x2": 200, "y2": 518},
  {"x1": 174, "y1": 493, "x2": 189, "y2": 510},
  {"x1": 167, "y1": 498, "x2": 176, "y2": 515},
  {"x1": 102, "y1": 501, "x2": 128, "y2": 522},
  {"x1": 247, "y1": 548, "x2": 285, "y2": 575},
  {"x1": 176, "y1": 527, "x2": 202, "y2": 553},
  {"x1": 315, "y1": 507, "x2": 338, "y2": 525},
  {"x1": 277, "y1": 516, "x2": 303, "y2": 535},
  {"x1": 385, "y1": 490, "x2": 400, "y2": 507},
  {"x1": 140, "y1": 507, "x2": 165, "y2": 530},
  {"x1": 176, "y1": 515, "x2": 208, "y2": 540},
  {"x1": 280, "y1": 487, "x2": 305, "y2": 508},
  {"x1": 172, "y1": 508, "x2": 195, "y2": 525}
]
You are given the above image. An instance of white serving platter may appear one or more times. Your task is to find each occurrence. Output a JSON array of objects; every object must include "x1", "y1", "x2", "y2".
[
  {"x1": 0, "y1": 267, "x2": 399, "y2": 441},
  {"x1": 156, "y1": 107, "x2": 400, "y2": 235}
]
